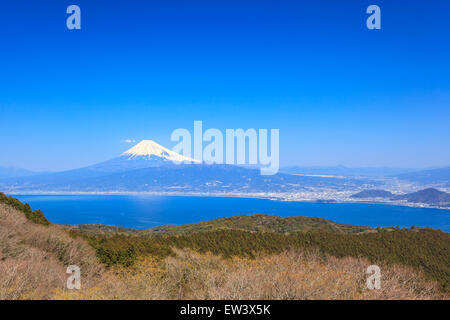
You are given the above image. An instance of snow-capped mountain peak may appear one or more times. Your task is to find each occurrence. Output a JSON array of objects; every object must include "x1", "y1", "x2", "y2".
[{"x1": 121, "y1": 140, "x2": 198, "y2": 163}]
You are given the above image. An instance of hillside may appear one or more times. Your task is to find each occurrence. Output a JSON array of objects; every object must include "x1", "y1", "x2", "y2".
[
  {"x1": 71, "y1": 214, "x2": 372, "y2": 236},
  {"x1": 0, "y1": 166, "x2": 35, "y2": 179},
  {"x1": 394, "y1": 188, "x2": 450, "y2": 206},
  {"x1": 0, "y1": 163, "x2": 371, "y2": 193},
  {"x1": 0, "y1": 140, "x2": 377, "y2": 194},
  {"x1": 396, "y1": 166, "x2": 450, "y2": 187},
  {"x1": 351, "y1": 190, "x2": 393, "y2": 199},
  {"x1": 0, "y1": 195, "x2": 102, "y2": 299},
  {"x1": 350, "y1": 188, "x2": 450, "y2": 207},
  {"x1": 1, "y1": 194, "x2": 448, "y2": 299},
  {"x1": 147, "y1": 214, "x2": 373, "y2": 235},
  {"x1": 81, "y1": 226, "x2": 450, "y2": 292}
]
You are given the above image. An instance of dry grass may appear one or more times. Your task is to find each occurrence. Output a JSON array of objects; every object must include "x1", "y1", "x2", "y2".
[
  {"x1": 56, "y1": 248, "x2": 444, "y2": 300},
  {"x1": 0, "y1": 204, "x2": 101, "y2": 299},
  {"x1": 0, "y1": 203, "x2": 446, "y2": 300}
]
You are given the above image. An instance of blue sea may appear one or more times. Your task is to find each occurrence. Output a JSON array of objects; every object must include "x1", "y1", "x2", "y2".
[{"x1": 14, "y1": 195, "x2": 450, "y2": 232}]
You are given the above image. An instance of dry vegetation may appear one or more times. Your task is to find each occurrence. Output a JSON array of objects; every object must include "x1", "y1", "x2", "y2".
[
  {"x1": 0, "y1": 203, "x2": 447, "y2": 300},
  {"x1": 72, "y1": 214, "x2": 372, "y2": 236},
  {"x1": 55, "y1": 248, "x2": 443, "y2": 300},
  {"x1": 0, "y1": 203, "x2": 101, "y2": 299}
]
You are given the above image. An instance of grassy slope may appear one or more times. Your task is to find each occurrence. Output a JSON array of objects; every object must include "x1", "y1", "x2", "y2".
[
  {"x1": 67, "y1": 210, "x2": 449, "y2": 291},
  {"x1": 57, "y1": 248, "x2": 443, "y2": 300},
  {"x1": 70, "y1": 214, "x2": 373, "y2": 236},
  {"x1": 83, "y1": 227, "x2": 450, "y2": 291},
  {"x1": 0, "y1": 202, "x2": 102, "y2": 299},
  {"x1": 147, "y1": 214, "x2": 373, "y2": 235},
  {"x1": 1, "y1": 193, "x2": 448, "y2": 298}
]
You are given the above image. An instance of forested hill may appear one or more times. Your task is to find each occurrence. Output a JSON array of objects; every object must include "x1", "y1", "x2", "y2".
[
  {"x1": 69, "y1": 214, "x2": 373, "y2": 236},
  {"x1": 1, "y1": 192, "x2": 449, "y2": 294},
  {"x1": 393, "y1": 188, "x2": 450, "y2": 206},
  {"x1": 80, "y1": 226, "x2": 450, "y2": 292},
  {"x1": 350, "y1": 188, "x2": 450, "y2": 207}
]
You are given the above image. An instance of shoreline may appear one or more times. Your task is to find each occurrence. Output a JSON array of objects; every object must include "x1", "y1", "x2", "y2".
[{"x1": 7, "y1": 190, "x2": 450, "y2": 211}]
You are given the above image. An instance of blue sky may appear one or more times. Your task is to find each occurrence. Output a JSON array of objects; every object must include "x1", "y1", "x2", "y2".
[{"x1": 0, "y1": 0, "x2": 449, "y2": 171}]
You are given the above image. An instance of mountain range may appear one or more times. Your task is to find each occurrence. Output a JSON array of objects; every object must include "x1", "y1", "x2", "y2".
[
  {"x1": 281, "y1": 165, "x2": 420, "y2": 177},
  {"x1": 351, "y1": 188, "x2": 450, "y2": 207},
  {"x1": 1, "y1": 140, "x2": 449, "y2": 194},
  {"x1": 0, "y1": 166, "x2": 35, "y2": 179},
  {"x1": 0, "y1": 140, "x2": 372, "y2": 193},
  {"x1": 393, "y1": 188, "x2": 450, "y2": 206},
  {"x1": 395, "y1": 167, "x2": 450, "y2": 187}
]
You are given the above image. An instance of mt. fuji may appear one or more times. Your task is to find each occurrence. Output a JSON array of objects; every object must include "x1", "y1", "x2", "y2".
[
  {"x1": 121, "y1": 140, "x2": 198, "y2": 163},
  {"x1": 87, "y1": 140, "x2": 199, "y2": 173},
  {"x1": 0, "y1": 140, "x2": 200, "y2": 188},
  {"x1": 0, "y1": 140, "x2": 367, "y2": 193}
]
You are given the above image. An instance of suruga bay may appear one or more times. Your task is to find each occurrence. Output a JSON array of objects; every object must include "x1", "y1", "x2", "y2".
[{"x1": 14, "y1": 194, "x2": 450, "y2": 232}]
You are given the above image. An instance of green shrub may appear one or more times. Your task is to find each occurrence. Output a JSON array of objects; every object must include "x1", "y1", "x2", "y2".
[
  {"x1": 0, "y1": 192, "x2": 50, "y2": 226},
  {"x1": 81, "y1": 227, "x2": 449, "y2": 291}
]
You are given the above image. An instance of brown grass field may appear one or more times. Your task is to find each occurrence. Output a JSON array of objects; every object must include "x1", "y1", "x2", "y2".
[{"x1": 0, "y1": 202, "x2": 448, "y2": 300}]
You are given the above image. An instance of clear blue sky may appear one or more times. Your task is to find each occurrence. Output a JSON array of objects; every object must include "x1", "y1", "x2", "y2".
[{"x1": 0, "y1": 0, "x2": 449, "y2": 171}]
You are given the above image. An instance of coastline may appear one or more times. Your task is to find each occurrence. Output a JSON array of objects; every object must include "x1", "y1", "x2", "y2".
[{"x1": 7, "y1": 190, "x2": 450, "y2": 211}]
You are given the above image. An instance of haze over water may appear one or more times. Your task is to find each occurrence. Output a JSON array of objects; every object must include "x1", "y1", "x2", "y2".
[{"x1": 14, "y1": 195, "x2": 450, "y2": 232}]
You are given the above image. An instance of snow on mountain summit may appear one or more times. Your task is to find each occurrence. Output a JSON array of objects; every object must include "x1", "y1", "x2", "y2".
[{"x1": 122, "y1": 140, "x2": 198, "y2": 163}]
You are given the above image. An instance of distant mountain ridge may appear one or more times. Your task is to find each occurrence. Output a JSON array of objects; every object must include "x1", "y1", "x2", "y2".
[
  {"x1": 1, "y1": 163, "x2": 368, "y2": 193},
  {"x1": 282, "y1": 165, "x2": 419, "y2": 177},
  {"x1": 0, "y1": 140, "x2": 375, "y2": 193},
  {"x1": 2, "y1": 140, "x2": 448, "y2": 195},
  {"x1": 395, "y1": 167, "x2": 450, "y2": 187},
  {"x1": 393, "y1": 188, "x2": 450, "y2": 206},
  {"x1": 0, "y1": 140, "x2": 199, "y2": 188},
  {"x1": 351, "y1": 188, "x2": 450, "y2": 207},
  {"x1": 282, "y1": 165, "x2": 450, "y2": 188},
  {"x1": 0, "y1": 166, "x2": 35, "y2": 179}
]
